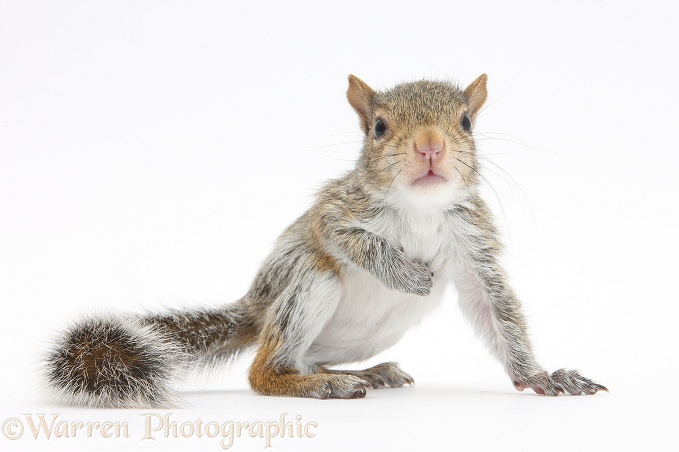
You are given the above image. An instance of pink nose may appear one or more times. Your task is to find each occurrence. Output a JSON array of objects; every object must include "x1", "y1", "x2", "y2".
[{"x1": 417, "y1": 143, "x2": 443, "y2": 160}]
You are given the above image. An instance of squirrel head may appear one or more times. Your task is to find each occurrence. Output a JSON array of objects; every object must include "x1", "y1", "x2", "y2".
[{"x1": 347, "y1": 74, "x2": 487, "y2": 207}]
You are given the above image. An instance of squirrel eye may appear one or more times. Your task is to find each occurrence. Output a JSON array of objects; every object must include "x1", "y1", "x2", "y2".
[
  {"x1": 374, "y1": 117, "x2": 387, "y2": 139},
  {"x1": 461, "y1": 114, "x2": 472, "y2": 132}
]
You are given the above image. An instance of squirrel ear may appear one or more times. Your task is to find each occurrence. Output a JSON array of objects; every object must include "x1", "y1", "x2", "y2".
[
  {"x1": 347, "y1": 75, "x2": 376, "y2": 134},
  {"x1": 463, "y1": 74, "x2": 488, "y2": 120}
]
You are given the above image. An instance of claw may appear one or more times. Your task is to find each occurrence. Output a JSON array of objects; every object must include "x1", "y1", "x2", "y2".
[
  {"x1": 317, "y1": 383, "x2": 331, "y2": 400},
  {"x1": 373, "y1": 376, "x2": 386, "y2": 388}
]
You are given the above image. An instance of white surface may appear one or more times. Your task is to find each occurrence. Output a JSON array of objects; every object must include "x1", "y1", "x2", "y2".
[{"x1": 1, "y1": 1, "x2": 678, "y2": 451}]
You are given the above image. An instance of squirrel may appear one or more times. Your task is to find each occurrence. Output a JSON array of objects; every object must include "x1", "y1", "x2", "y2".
[{"x1": 43, "y1": 74, "x2": 607, "y2": 407}]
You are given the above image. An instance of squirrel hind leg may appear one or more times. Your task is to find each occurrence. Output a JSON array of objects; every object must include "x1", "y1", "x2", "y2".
[
  {"x1": 248, "y1": 265, "x2": 372, "y2": 399},
  {"x1": 248, "y1": 322, "x2": 372, "y2": 399},
  {"x1": 43, "y1": 315, "x2": 188, "y2": 408},
  {"x1": 249, "y1": 313, "x2": 372, "y2": 399},
  {"x1": 249, "y1": 341, "x2": 371, "y2": 399},
  {"x1": 320, "y1": 362, "x2": 415, "y2": 389}
]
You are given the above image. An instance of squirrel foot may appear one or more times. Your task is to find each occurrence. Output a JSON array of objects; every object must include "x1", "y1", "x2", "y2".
[
  {"x1": 513, "y1": 369, "x2": 607, "y2": 396},
  {"x1": 321, "y1": 362, "x2": 414, "y2": 389},
  {"x1": 256, "y1": 373, "x2": 371, "y2": 399},
  {"x1": 315, "y1": 375, "x2": 372, "y2": 399}
]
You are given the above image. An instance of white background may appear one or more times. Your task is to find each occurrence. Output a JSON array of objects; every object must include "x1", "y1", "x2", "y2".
[{"x1": 1, "y1": 1, "x2": 678, "y2": 451}]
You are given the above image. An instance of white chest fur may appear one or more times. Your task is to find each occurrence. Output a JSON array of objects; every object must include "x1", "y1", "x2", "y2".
[{"x1": 303, "y1": 208, "x2": 461, "y2": 367}]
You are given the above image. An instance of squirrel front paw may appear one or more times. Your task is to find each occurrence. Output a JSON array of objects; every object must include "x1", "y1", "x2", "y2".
[
  {"x1": 387, "y1": 255, "x2": 433, "y2": 296},
  {"x1": 513, "y1": 369, "x2": 607, "y2": 396}
]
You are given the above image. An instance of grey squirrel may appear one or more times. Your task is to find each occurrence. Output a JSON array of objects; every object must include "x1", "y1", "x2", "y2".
[{"x1": 43, "y1": 74, "x2": 607, "y2": 407}]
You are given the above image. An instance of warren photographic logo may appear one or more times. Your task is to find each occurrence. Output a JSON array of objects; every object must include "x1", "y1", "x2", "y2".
[{"x1": 1, "y1": 413, "x2": 318, "y2": 449}]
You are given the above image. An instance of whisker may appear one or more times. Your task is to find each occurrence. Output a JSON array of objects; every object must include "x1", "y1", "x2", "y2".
[
  {"x1": 370, "y1": 152, "x2": 406, "y2": 162},
  {"x1": 301, "y1": 141, "x2": 365, "y2": 149},
  {"x1": 357, "y1": 154, "x2": 406, "y2": 196},
  {"x1": 453, "y1": 166, "x2": 473, "y2": 200},
  {"x1": 317, "y1": 131, "x2": 363, "y2": 139},
  {"x1": 373, "y1": 159, "x2": 405, "y2": 179},
  {"x1": 451, "y1": 155, "x2": 511, "y2": 241},
  {"x1": 475, "y1": 87, "x2": 511, "y2": 119},
  {"x1": 457, "y1": 150, "x2": 537, "y2": 228},
  {"x1": 382, "y1": 167, "x2": 403, "y2": 208},
  {"x1": 319, "y1": 156, "x2": 358, "y2": 162},
  {"x1": 473, "y1": 133, "x2": 551, "y2": 153}
]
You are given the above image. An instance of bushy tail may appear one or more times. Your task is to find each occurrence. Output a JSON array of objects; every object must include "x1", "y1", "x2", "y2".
[{"x1": 43, "y1": 301, "x2": 259, "y2": 408}]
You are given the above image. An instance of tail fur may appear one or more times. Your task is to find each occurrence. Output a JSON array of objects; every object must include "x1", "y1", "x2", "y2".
[{"x1": 43, "y1": 301, "x2": 259, "y2": 408}]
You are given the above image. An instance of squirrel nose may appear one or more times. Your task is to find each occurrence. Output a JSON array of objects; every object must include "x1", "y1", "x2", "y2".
[
  {"x1": 416, "y1": 143, "x2": 444, "y2": 161},
  {"x1": 414, "y1": 129, "x2": 445, "y2": 161}
]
